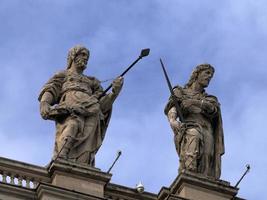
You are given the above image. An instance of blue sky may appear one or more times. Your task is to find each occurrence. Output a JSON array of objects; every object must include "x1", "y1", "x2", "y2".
[{"x1": 0, "y1": 0, "x2": 266, "y2": 199}]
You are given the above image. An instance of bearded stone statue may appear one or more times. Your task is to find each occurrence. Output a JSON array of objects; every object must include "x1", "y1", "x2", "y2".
[{"x1": 39, "y1": 45, "x2": 123, "y2": 166}]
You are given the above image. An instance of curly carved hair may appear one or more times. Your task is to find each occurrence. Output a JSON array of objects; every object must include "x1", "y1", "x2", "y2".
[
  {"x1": 66, "y1": 45, "x2": 90, "y2": 69},
  {"x1": 184, "y1": 63, "x2": 215, "y2": 88}
]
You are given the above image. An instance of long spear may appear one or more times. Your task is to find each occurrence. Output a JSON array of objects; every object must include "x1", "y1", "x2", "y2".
[
  {"x1": 160, "y1": 58, "x2": 184, "y2": 122},
  {"x1": 98, "y1": 48, "x2": 150, "y2": 99}
]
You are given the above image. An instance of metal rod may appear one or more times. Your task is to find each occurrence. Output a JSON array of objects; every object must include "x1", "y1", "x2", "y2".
[
  {"x1": 234, "y1": 164, "x2": 250, "y2": 188},
  {"x1": 107, "y1": 150, "x2": 122, "y2": 173},
  {"x1": 54, "y1": 137, "x2": 69, "y2": 161},
  {"x1": 100, "y1": 56, "x2": 142, "y2": 97},
  {"x1": 98, "y1": 48, "x2": 150, "y2": 99}
]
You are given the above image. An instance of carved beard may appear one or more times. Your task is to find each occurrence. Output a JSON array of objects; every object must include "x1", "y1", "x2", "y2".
[{"x1": 74, "y1": 57, "x2": 87, "y2": 70}]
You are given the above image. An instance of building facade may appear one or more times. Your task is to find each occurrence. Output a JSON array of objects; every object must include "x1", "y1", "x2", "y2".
[{"x1": 0, "y1": 157, "x2": 244, "y2": 200}]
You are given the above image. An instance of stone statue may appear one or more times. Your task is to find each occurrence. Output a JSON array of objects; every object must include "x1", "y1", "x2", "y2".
[
  {"x1": 164, "y1": 64, "x2": 224, "y2": 179},
  {"x1": 38, "y1": 45, "x2": 123, "y2": 166}
]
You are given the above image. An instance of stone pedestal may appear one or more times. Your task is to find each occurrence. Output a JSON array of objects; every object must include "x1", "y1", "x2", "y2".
[
  {"x1": 47, "y1": 159, "x2": 111, "y2": 198},
  {"x1": 158, "y1": 172, "x2": 239, "y2": 200}
]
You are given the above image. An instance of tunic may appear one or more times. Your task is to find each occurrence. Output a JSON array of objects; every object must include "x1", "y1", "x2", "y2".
[
  {"x1": 165, "y1": 85, "x2": 224, "y2": 179},
  {"x1": 39, "y1": 70, "x2": 112, "y2": 166}
]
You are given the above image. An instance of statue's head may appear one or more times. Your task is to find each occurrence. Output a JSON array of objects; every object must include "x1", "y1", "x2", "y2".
[
  {"x1": 66, "y1": 45, "x2": 90, "y2": 70},
  {"x1": 185, "y1": 64, "x2": 215, "y2": 89}
]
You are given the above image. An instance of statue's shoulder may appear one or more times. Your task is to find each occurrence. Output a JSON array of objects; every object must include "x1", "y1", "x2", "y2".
[
  {"x1": 205, "y1": 92, "x2": 218, "y2": 100},
  {"x1": 85, "y1": 75, "x2": 99, "y2": 82},
  {"x1": 85, "y1": 75, "x2": 101, "y2": 86},
  {"x1": 52, "y1": 70, "x2": 67, "y2": 79},
  {"x1": 44, "y1": 70, "x2": 66, "y2": 84},
  {"x1": 205, "y1": 93, "x2": 220, "y2": 105}
]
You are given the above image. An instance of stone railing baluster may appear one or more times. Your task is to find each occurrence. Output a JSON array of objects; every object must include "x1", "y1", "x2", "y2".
[
  {"x1": 2, "y1": 172, "x2": 7, "y2": 183},
  {"x1": 0, "y1": 157, "x2": 50, "y2": 189},
  {"x1": 18, "y1": 176, "x2": 23, "y2": 186},
  {"x1": 10, "y1": 174, "x2": 15, "y2": 184},
  {"x1": 33, "y1": 180, "x2": 38, "y2": 188},
  {"x1": 26, "y1": 177, "x2": 31, "y2": 188}
]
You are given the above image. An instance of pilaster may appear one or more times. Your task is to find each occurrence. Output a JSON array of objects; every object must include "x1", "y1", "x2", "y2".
[
  {"x1": 47, "y1": 159, "x2": 111, "y2": 198},
  {"x1": 158, "y1": 171, "x2": 240, "y2": 200}
]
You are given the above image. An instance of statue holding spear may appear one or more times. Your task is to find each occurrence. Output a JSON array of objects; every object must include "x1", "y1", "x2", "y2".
[
  {"x1": 39, "y1": 45, "x2": 149, "y2": 166},
  {"x1": 161, "y1": 60, "x2": 224, "y2": 179}
]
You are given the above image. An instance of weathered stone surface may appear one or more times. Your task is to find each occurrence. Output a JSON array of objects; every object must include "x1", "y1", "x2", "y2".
[
  {"x1": 174, "y1": 172, "x2": 237, "y2": 200},
  {"x1": 0, "y1": 183, "x2": 36, "y2": 200},
  {"x1": 0, "y1": 156, "x2": 51, "y2": 191},
  {"x1": 105, "y1": 183, "x2": 157, "y2": 200},
  {"x1": 158, "y1": 172, "x2": 239, "y2": 200},
  {"x1": 0, "y1": 156, "x2": 245, "y2": 199},
  {"x1": 48, "y1": 159, "x2": 111, "y2": 197},
  {"x1": 165, "y1": 64, "x2": 224, "y2": 179},
  {"x1": 158, "y1": 187, "x2": 189, "y2": 200},
  {"x1": 37, "y1": 183, "x2": 104, "y2": 200},
  {"x1": 38, "y1": 45, "x2": 123, "y2": 166},
  {"x1": 0, "y1": 156, "x2": 160, "y2": 199}
]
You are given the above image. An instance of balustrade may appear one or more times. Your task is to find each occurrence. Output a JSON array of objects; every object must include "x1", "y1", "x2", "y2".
[
  {"x1": 0, "y1": 171, "x2": 38, "y2": 188},
  {"x1": 0, "y1": 157, "x2": 50, "y2": 190}
]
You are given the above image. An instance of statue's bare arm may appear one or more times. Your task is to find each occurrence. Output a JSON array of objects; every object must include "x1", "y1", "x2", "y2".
[
  {"x1": 40, "y1": 92, "x2": 53, "y2": 119},
  {"x1": 100, "y1": 77, "x2": 124, "y2": 113},
  {"x1": 167, "y1": 106, "x2": 181, "y2": 134}
]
